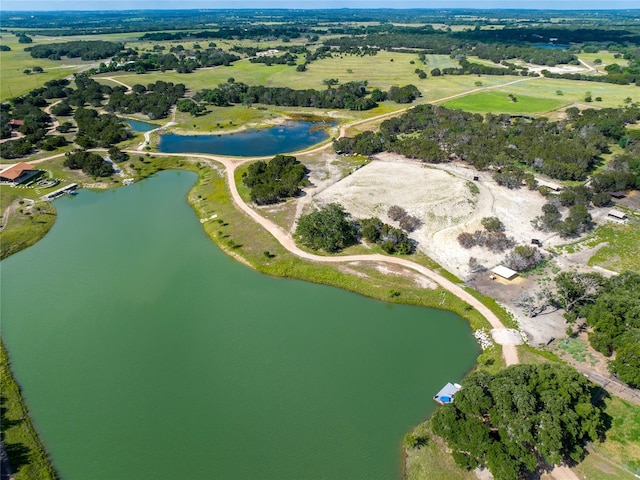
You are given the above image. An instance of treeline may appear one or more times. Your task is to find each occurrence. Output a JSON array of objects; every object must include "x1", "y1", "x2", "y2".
[
  {"x1": 324, "y1": 32, "x2": 578, "y2": 67},
  {"x1": 101, "y1": 47, "x2": 240, "y2": 75},
  {"x1": 107, "y1": 81, "x2": 186, "y2": 120},
  {"x1": 139, "y1": 24, "x2": 305, "y2": 42},
  {"x1": 194, "y1": 80, "x2": 384, "y2": 111},
  {"x1": 460, "y1": 26, "x2": 640, "y2": 47},
  {"x1": 242, "y1": 155, "x2": 309, "y2": 205},
  {"x1": 26, "y1": 40, "x2": 123, "y2": 60},
  {"x1": 556, "y1": 271, "x2": 640, "y2": 388},
  {"x1": 249, "y1": 52, "x2": 297, "y2": 66},
  {"x1": 334, "y1": 104, "x2": 640, "y2": 182}
]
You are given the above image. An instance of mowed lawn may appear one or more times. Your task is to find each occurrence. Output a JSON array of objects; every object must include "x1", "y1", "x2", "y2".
[{"x1": 442, "y1": 90, "x2": 566, "y2": 114}]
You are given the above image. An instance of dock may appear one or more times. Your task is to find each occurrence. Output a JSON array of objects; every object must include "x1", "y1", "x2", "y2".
[{"x1": 41, "y1": 183, "x2": 78, "y2": 201}]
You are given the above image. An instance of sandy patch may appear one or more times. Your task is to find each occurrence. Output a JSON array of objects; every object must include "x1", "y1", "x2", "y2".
[
  {"x1": 374, "y1": 264, "x2": 437, "y2": 289},
  {"x1": 490, "y1": 328, "x2": 524, "y2": 346}
]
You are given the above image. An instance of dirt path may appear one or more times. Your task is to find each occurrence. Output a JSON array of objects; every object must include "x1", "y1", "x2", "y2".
[
  {"x1": 44, "y1": 100, "x2": 62, "y2": 132},
  {"x1": 101, "y1": 76, "x2": 133, "y2": 92}
]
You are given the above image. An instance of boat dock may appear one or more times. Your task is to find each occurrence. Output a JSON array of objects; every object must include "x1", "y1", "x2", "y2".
[{"x1": 41, "y1": 183, "x2": 78, "y2": 201}]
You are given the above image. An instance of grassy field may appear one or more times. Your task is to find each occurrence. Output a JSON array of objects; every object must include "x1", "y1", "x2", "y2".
[
  {"x1": 442, "y1": 89, "x2": 566, "y2": 114},
  {"x1": 0, "y1": 35, "x2": 97, "y2": 101},
  {"x1": 500, "y1": 77, "x2": 638, "y2": 109},
  {"x1": 405, "y1": 418, "x2": 477, "y2": 480},
  {"x1": 98, "y1": 51, "x2": 463, "y2": 95},
  {"x1": 586, "y1": 218, "x2": 640, "y2": 272},
  {"x1": 0, "y1": 340, "x2": 58, "y2": 479},
  {"x1": 578, "y1": 51, "x2": 629, "y2": 70},
  {"x1": 574, "y1": 396, "x2": 640, "y2": 480}
]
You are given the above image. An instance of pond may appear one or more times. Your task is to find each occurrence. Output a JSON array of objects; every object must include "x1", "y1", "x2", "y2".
[
  {"x1": 158, "y1": 121, "x2": 330, "y2": 156},
  {"x1": 122, "y1": 118, "x2": 159, "y2": 132},
  {"x1": 0, "y1": 171, "x2": 479, "y2": 479}
]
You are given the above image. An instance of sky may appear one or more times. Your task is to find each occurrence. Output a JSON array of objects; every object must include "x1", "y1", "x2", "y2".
[{"x1": 4, "y1": 1, "x2": 639, "y2": 11}]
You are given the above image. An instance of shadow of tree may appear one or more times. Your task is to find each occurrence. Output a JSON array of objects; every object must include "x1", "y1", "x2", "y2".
[{"x1": 5, "y1": 442, "x2": 30, "y2": 472}]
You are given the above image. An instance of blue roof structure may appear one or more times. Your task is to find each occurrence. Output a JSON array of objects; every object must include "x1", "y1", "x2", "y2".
[{"x1": 433, "y1": 382, "x2": 461, "y2": 404}]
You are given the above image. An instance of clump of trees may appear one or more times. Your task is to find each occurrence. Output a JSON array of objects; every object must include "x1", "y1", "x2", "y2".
[
  {"x1": 431, "y1": 363, "x2": 605, "y2": 480},
  {"x1": 457, "y1": 217, "x2": 515, "y2": 252},
  {"x1": 503, "y1": 245, "x2": 544, "y2": 271},
  {"x1": 533, "y1": 185, "x2": 594, "y2": 238},
  {"x1": 63, "y1": 150, "x2": 114, "y2": 177},
  {"x1": 295, "y1": 203, "x2": 358, "y2": 252},
  {"x1": 242, "y1": 155, "x2": 309, "y2": 205},
  {"x1": 556, "y1": 271, "x2": 640, "y2": 388},
  {"x1": 74, "y1": 108, "x2": 129, "y2": 148},
  {"x1": 387, "y1": 205, "x2": 422, "y2": 232},
  {"x1": 360, "y1": 217, "x2": 414, "y2": 254},
  {"x1": 107, "y1": 81, "x2": 186, "y2": 119}
]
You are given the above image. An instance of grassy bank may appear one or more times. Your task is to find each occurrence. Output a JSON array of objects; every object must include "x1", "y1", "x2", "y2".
[
  {"x1": 0, "y1": 200, "x2": 57, "y2": 260},
  {"x1": 0, "y1": 339, "x2": 58, "y2": 480}
]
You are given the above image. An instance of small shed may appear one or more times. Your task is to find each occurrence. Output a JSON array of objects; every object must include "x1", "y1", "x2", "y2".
[
  {"x1": 610, "y1": 192, "x2": 626, "y2": 199},
  {"x1": 491, "y1": 265, "x2": 519, "y2": 280},
  {"x1": 608, "y1": 209, "x2": 627, "y2": 221},
  {"x1": 434, "y1": 383, "x2": 462, "y2": 405}
]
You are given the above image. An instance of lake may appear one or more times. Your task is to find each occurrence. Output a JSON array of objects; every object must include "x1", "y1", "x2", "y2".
[
  {"x1": 0, "y1": 171, "x2": 478, "y2": 479},
  {"x1": 158, "y1": 121, "x2": 330, "y2": 156}
]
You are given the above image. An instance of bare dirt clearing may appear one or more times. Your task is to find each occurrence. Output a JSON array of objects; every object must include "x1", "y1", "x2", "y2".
[{"x1": 309, "y1": 153, "x2": 580, "y2": 345}]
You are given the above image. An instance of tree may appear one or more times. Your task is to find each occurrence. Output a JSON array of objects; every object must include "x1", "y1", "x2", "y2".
[
  {"x1": 295, "y1": 203, "x2": 358, "y2": 252},
  {"x1": 242, "y1": 155, "x2": 308, "y2": 205},
  {"x1": 108, "y1": 146, "x2": 129, "y2": 163},
  {"x1": 503, "y1": 245, "x2": 544, "y2": 271},
  {"x1": 32, "y1": 66, "x2": 44, "y2": 74},
  {"x1": 553, "y1": 271, "x2": 604, "y2": 316},
  {"x1": 481, "y1": 216, "x2": 504, "y2": 232},
  {"x1": 431, "y1": 364, "x2": 605, "y2": 480},
  {"x1": 609, "y1": 329, "x2": 640, "y2": 388}
]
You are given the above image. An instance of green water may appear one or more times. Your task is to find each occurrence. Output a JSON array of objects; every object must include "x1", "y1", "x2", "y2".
[{"x1": 0, "y1": 170, "x2": 478, "y2": 480}]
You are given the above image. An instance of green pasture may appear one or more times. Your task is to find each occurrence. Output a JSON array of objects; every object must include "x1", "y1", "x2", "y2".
[
  {"x1": 441, "y1": 89, "x2": 566, "y2": 114},
  {"x1": 578, "y1": 51, "x2": 629, "y2": 70},
  {"x1": 574, "y1": 397, "x2": 640, "y2": 480},
  {"x1": 586, "y1": 219, "x2": 640, "y2": 273},
  {"x1": 503, "y1": 77, "x2": 638, "y2": 109},
  {"x1": 0, "y1": 35, "x2": 97, "y2": 101},
  {"x1": 421, "y1": 54, "x2": 460, "y2": 70}
]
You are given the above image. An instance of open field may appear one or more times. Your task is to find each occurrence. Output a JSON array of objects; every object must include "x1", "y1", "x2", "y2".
[
  {"x1": 574, "y1": 396, "x2": 640, "y2": 480},
  {"x1": 0, "y1": 35, "x2": 97, "y2": 101},
  {"x1": 498, "y1": 77, "x2": 639, "y2": 109},
  {"x1": 578, "y1": 51, "x2": 629, "y2": 70},
  {"x1": 442, "y1": 90, "x2": 566, "y2": 114}
]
